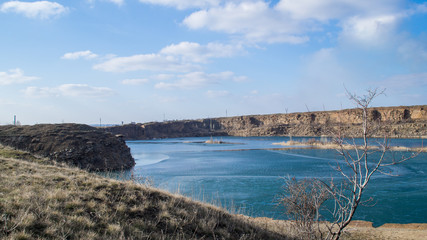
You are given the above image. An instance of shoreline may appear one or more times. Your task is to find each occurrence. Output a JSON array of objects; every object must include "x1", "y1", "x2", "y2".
[{"x1": 272, "y1": 140, "x2": 427, "y2": 152}]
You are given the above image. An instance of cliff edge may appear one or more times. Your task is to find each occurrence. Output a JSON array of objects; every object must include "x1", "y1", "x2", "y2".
[
  {"x1": 104, "y1": 105, "x2": 427, "y2": 139},
  {"x1": 0, "y1": 124, "x2": 135, "y2": 170}
]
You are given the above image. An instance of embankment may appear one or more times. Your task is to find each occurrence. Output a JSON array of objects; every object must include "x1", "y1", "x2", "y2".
[
  {"x1": 104, "y1": 105, "x2": 427, "y2": 140},
  {"x1": 0, "y1": 123, "x2": 135, "y2": 170}
]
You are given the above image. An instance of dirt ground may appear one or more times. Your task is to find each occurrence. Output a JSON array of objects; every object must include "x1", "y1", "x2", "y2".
[
  {"x1": 247, "y1": 217, "x2": 427, "y2": 240},
  {"x1": 345, "y1": 221, "x2": 427, "y2": 240}
]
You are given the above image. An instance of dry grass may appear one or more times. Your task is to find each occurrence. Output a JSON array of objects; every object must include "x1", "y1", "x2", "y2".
[
  {"x1": 272, "y1": 140, "x2": 427, "y2": 152},
  {"x1": 0, "y1": 146, "x2": 291, "y2": 240}
]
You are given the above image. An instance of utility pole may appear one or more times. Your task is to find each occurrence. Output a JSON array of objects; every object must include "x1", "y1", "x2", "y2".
[{"x1": 99, "y1": 118, "x2": 102, "y2": 127}]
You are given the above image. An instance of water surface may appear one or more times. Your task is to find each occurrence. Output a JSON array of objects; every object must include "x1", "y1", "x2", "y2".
[{"x1": 126, "y1": 136, "x2": 427, "y2": 226}]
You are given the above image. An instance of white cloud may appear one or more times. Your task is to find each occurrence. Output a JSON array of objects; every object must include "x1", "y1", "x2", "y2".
[
  {"x1": 414, "y1": 3, "x2": 427, "y2": 14},
  {"x1": 86, "y1": 0, "x2": 125, "y2": 8},
  {"x1": 61, "y1": 50, "x2": 98, "y2": 60},
  {"x1": 206, "y1": 90, "x2": 230, "y2": 98},
  {"x1": 121, "y1": 78, "x2": 149, "y2": 85},
  {"x1": 181, "y1": 0, "x2": 426, "y2": 45},
  {"x1": 0, "y1": 68, "x2": 39, "y2": 85},
  {"x1": 1, "y1": 1, "x2": 68, "y2": 19},
  {"x1": 94, "y1": 41, "x2": 242, "y2": 73},
  {"x1": 93, "y1": 54, "x2": 197, "y2": 73},
  {"x1": 276, "y1": 0, "x2": 350, "y2": 21},
  {"x1": 138, "y1": 0, "x2": 220, "y2": 10},
  {"x1": 155, "y1": 71, "x2": 245, "y2": 90},
  {"x1": 276, "y1": 1, "x2": 427, "y2": 45},
  {"x1": 86, "y1": 0, "x2": 124, "y2": 6},
  {"x1": 183, "y1": 1, "x2": 309, "y2": 44},
  {"x1": 160, "y1": 41, "x2": 243, "y2": 63},
  {"x1": 24, "y1": 84, "x2": 115, "y2": 98},
  {"x1": 275, "y1": 0, "x2": 401, "y2": 21},
  {"x1": 58, "y1": 84, "x2": 114, "y2": 97},
  {"x1": 23, "y1": 86, "x2": 52, "y2": 97},
  {"x1": 340, "y1": 15, "x2": 399, "y2": 45}
]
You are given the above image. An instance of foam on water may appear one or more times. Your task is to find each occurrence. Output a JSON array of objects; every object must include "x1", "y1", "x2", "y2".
[{"x1": 133, "y1": 153, "x2": 170, "y2": 166}]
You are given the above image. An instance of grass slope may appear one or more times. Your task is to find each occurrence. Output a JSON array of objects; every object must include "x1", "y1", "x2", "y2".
[{"x1": 0, "y1": 146, "x2": 291, "y2": 240}]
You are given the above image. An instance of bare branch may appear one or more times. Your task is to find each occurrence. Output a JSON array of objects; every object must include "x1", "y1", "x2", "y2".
[{"x1": 281, "y1": 88, "x2": 420, "y2": 240}]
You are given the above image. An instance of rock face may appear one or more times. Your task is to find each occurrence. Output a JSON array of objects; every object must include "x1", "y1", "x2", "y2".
[
  {"x1": 104, "y1": 105, "x2": 427, "y2": 139},
  {"x1": 0, "y1": 124, "x2": 135, "y2": 171}
]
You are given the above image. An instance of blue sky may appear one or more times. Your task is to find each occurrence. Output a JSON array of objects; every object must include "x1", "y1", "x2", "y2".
[{"x1": 0, "y1": 0, "x2": 426, "y2": 125}]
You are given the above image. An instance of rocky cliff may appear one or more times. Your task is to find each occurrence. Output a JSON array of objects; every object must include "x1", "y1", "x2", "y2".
[
  {"x1": 0, "y1": 124, "x2": 135, "y2": 170},
  {"x1": 105, "y1": 105, "x2": 427, "y2": 139}
]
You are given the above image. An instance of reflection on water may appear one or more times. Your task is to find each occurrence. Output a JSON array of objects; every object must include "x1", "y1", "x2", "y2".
[{"x1": 123, "y1": 136, "x2": 426, "y2": 226}]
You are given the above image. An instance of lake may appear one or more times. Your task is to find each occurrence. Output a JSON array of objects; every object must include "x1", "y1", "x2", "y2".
[{"x1": 124, "y1": 136, "x2": 427, "y2": 227}]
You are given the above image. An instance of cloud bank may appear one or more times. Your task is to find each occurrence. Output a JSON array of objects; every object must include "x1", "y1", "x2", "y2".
[
  {"x1": 93, "y1": 54, "x2": 197, "y2": 73},
  {"x1": 160, "y1": 0, "x2": 426, "y2": 45},
  {"x1": 0, "y1": 68, "x2": 39, "y2": 85},
  {"x1": 138, "y1": 0, "x2": 220, "y2": 10},
  {"x1": 62, "y1": 51, "x2": 99, "y2": 60},
  {"x1": 1, "y1": 1, "x2": 68, "y2": 19},
  {"x1": 24, "y1": 84, "x2": 115, "y2": 98},
  {"x1": 94, "y1": 41, "x2": 242, "y2": 73}
]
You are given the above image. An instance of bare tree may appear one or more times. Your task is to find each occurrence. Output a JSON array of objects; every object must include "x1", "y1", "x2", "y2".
[
  {"x1": 278, "y1": 177, "x2": 328, "y2": 240},
  {"x1": 322, "y1": 88, "x2": 419, "y2": 240},
  {"x1": 281, "y1": 88, "x2": 419, "y2": 240}
]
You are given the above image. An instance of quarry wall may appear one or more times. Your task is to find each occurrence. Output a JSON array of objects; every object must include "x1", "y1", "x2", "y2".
[{"x1": 104, "y1": 105, "x2": 427, "y2": 139}]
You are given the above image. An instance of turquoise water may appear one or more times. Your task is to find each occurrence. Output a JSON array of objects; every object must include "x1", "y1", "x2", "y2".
[{"x1": 126, "y1": 136, "x2": 427, "y2": 226}]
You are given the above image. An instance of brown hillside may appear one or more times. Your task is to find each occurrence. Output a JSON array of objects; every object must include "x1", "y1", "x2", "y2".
[{"x1": 0, "y1": 146, "x2": 292, "y2": 240}]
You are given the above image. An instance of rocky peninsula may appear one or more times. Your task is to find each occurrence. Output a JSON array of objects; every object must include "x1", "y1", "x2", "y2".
[
  {"x1": 104, "y1": 105, "x2": 427, "y2": 140},
  {"x1": 0, "y1": 124, "x2": 135, "y2": 171}
]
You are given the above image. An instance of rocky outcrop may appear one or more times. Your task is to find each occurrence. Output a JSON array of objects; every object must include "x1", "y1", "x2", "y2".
[
  {"x1": 0, "y1": 124, "x2": 135, "y2": 171},
  {"x1": 104, "y1": 105, "x2": 427, "y2": 139},
  {"x1": 105, "y1": 119, "x2": 227, "y2": 140}
]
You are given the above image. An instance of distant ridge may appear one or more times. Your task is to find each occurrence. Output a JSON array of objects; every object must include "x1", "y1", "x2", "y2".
[{"x1": 104, "y1": 105, "x2": 427, "y2": 140}]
